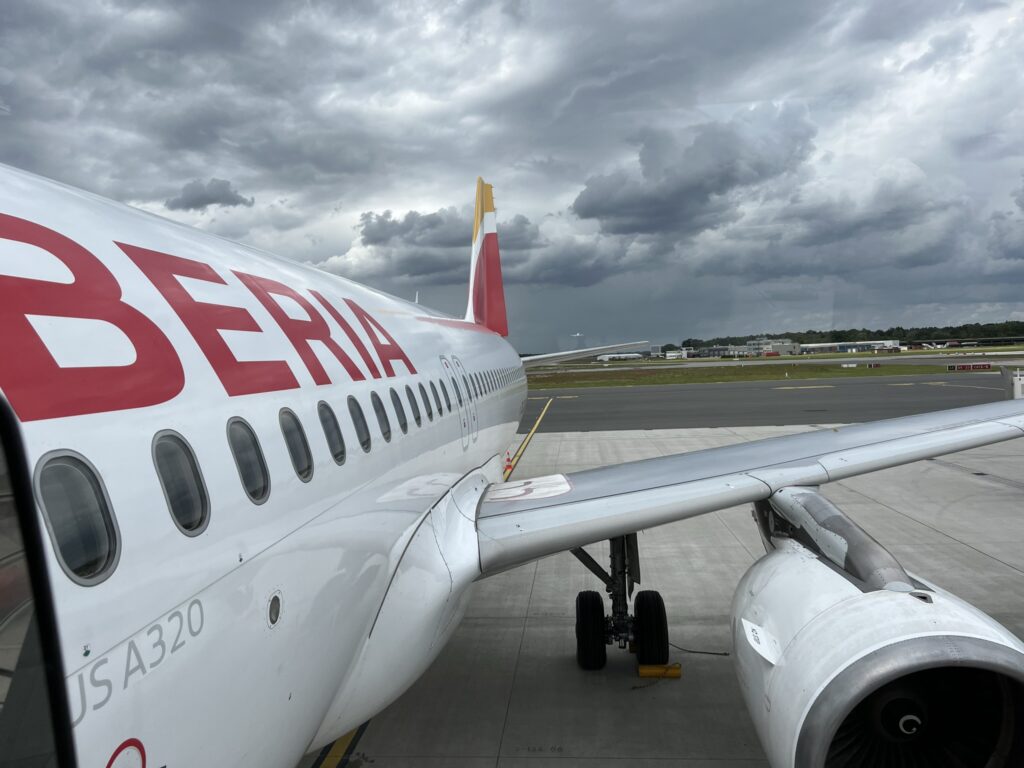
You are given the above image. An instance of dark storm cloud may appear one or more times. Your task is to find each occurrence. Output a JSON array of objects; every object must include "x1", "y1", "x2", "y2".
[
  {"x1": 322, "y1": 206, "x2": 544, "y2": 285},
  {"x1": 166, "y1": 178, "x2": 254, "y2": 211},
  {"x1": 572, "y1": 103, "x2": 817, "y2": 237},
  {"x1": 1, "y1": 0, "x2": 1023, "y2": 349}
]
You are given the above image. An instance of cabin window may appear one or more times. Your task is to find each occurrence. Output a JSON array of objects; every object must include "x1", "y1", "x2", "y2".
[
  {"x1": 406, "y1": 385, "x2": 422, "y2": 426},
  {"x1": 280, "y1": 409, "x2": 313, "y2": 482},
  {"x1": 371, "y1": 391, "x2": 392, "y2": 442},
  {"x1": 318, "y1": 402, "x2": 346, "y2": 465},
  {"x1": 462, "y1": 374, "x2": 472, "y2": 401},
  {"x1": 439, "y1": 380, "x2": 452, "y2": 412},
  {"x1": 390, "y1": 388, "x2": 409, "y2": 434},
  {"x1": 418, "y1": 383, "x2": 434, "y2": 421},
  {"x1": 488, "y1": 371, "x2": 495, "y2": 392},
  {"x1": 227, "y1": 418, "x2": 270, "y2": 503},
  {"x1": 36, "y1": 453, "x2": 119, "y2": 584},
  {"x1": 430, "y1": 381, "x2": 443, "y2": 415},
  {"x1": 153, "y1": 432, "x2": 209, "y2": 536},
  {"x1": 470, "y1": 374, "x2": 480, "y2": 398},
  {"x1": 348, "y1": 396, "x2": 371, "y2": 452},
  {"x1": 451, "y1": 377, "x2": 464, "y2": 407}
]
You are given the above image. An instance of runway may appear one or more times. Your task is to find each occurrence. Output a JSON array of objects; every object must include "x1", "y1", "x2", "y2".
[
  {"x1": 550, "y1": 352, "x2": 1024, "y2": 374},
  {"x1": 521, "y1": 372, "x2": 1005, "y2": 431},
  {"x1": 300, "y1": 377, "x2": 1024, "y2": 768}
]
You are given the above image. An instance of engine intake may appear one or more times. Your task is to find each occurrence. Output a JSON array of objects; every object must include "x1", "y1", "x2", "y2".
[{"x1": 732, "y1": 488, "x2": 1024, "y2": 767}]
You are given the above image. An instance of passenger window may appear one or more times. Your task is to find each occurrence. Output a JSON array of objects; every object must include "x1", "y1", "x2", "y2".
[
  {"x1": 153, "y1": 432, "x2": 209, "y2": 536},
  {"x1": 280, "y1": 409, "x2": 313, "y2": 482},
  {"x1": 348, "y1": 396, "x2": 372, "y2": 452},
  {"x1": 472, "y1": 374, "x2": 481, "y2": 398},
  {"x1": 406, "y1": 385, "x2": 422, "y2": 426},
  {"x1": 228, "y1": 418, "x2": 270, "y2": 503},
  {"x1": 419, "y1": 383, "x2": 434, "y2": 421},
  {"x1": 318, "y1": 401, "x2": 346, "y2": 465},
  {"x1": 439, "y1": 380, "x2": 452, "y2": 412},
  {"x1": 451, "y1": 377, "x2": 464, "y2": 407},
  {"x1": 462, "y1": 374, "x2": 473, "y2": 401},
  {"x1": 37, "y1": 454, "x2": 119, "y2": 584},
  {"x1": 371, "y1": 392, "x2": 392, "y2": 442},
  {"x1": 390, "y1": 388, "x2": 409, "y2": 434},
  {"x1": 430, "y1": 380, "x2": 443, "y2": 414}
]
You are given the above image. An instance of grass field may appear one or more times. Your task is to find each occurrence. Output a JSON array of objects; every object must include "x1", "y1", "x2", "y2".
[{"x1": 527, "y1": 363, "x2": 954, "y2": 389}]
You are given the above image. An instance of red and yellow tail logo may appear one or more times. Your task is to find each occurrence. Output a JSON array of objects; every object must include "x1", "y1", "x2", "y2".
[{"x1": 466, "y1": 177, "x2": 508, "y2": 337}]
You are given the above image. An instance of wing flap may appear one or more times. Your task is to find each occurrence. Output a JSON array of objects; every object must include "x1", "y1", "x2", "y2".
[{"x1": 476, "y1": 399, "x2": 1024, "y2": 576}]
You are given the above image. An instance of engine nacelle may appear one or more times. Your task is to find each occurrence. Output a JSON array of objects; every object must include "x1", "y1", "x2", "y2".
[{"x1": 732, "y1": 489, "x2": 1024, "y2": 767}]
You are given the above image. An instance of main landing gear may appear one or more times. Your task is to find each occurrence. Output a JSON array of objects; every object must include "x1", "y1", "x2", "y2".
[{"x1": 572, "y1": 533, "x2": 668, "y2": 670}]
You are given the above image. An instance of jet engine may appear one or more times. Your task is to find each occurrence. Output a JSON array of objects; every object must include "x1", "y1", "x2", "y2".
[{"x1": 732, "y1": 486, "x2": 1024, "y2": 767}]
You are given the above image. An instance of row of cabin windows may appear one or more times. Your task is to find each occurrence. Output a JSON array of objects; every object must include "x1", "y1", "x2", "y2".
[{"x1": 35, "y1": 365, "x2": 526, "y2": 586}]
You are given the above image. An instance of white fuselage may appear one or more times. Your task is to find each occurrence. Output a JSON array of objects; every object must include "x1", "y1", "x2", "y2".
[{"x1": 0, "y1": 164, "x2": 526, "y2": 767}]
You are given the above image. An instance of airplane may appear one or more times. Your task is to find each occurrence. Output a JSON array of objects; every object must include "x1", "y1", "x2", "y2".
[{"x1": 0, "y1": 162, "x2": 1023, "y2": 768}]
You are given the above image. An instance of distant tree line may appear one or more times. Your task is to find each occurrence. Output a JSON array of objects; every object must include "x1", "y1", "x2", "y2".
[{"x1": 681, "y1": 321, "x2": 1024, "y2": 348}]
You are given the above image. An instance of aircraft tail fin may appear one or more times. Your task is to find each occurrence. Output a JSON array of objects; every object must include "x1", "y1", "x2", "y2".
[{"x1": 465, "y1": 177, "x2": 508, "y2": 336}]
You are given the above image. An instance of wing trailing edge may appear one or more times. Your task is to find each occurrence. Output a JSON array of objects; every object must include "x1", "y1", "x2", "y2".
[
  {"x1": 521, "y1": 340, "x2": 649, "y2": 368},
  {"x1": 476, "y1": 399, "x2": 1024, "y2": 576}
]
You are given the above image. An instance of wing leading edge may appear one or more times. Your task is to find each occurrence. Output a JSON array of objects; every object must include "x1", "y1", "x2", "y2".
[{"x1": 476, "y1": 398, "x2": 1024, "y2": 576}]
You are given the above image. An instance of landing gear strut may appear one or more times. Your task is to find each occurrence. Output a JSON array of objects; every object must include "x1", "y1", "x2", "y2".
[{"x1": 572, "y1": 533, "x2": 668, "y2": 669}]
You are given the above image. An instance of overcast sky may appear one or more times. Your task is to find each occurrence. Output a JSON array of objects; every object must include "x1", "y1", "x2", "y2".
[{"x1": 2, "y1": 1, "x2": 1023, "y2": 351}]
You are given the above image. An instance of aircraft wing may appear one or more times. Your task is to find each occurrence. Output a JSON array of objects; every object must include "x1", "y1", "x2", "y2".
[
  {"x1": 521, "y1": 340, "x2": 649, "y2": 368},
  {"x1": 476, "y1": 398, "x2": 1024, "y2": 575}
]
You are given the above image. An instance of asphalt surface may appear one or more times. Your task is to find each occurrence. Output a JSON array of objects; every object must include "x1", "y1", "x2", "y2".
[
  {"x1": 519, "y1": 372, "x2": 1006, "y2": 431},
  {"x1": 548, "y1": 353, "x2": 1024, "y2": 374}
]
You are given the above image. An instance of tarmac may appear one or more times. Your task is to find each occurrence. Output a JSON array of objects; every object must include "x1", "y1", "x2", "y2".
[
  {"x1": 549, "y1": 352, "x2": 1024, "y2": 374},
  {"x1": 523, "y1": 372, "x2": 1004, "y2": 430},
  {"x1": 300, "y1": 376, "x2": 1024, "y2": 768}
]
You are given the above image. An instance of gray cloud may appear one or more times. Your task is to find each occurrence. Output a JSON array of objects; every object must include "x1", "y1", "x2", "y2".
[
  {"x1": 1, "y1": 0, "x2": 1023, "y2": 349},
  {"x1": 321, "y1": 207, "x2": 544, "y2": 285},
  {"x1": 572, "y1": 103, "x2": 817, "y2": 237},
  {"x1": 901, "y1": 28, "x2": 973, "y2": 72},
  {"x1": 166, "y1": 178, "x2": 254, "y2": 211}
]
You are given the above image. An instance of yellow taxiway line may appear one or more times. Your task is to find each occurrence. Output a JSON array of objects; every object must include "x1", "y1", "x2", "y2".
[
  {"x1": 505, "y1": 397, "x2": 554, "y2": 480},
  {"x1": 313, "y1": 722, "x2": 368, "y2": 768}
]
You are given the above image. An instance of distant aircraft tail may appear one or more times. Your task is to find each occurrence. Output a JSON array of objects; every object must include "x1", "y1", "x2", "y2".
[{"x1": 465, "y1": 177, "x2": 508, "y2": 336}]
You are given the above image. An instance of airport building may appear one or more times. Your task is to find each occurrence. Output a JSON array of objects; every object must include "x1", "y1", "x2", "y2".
[
  {"x1": 800, "y1": 339, "x2": 901, "y2": 354},
  {"x1": 692, "y1": 338, "x2": 901, "y2": 358},
  {"x1": 746, "y1": 337, "x2": 800, "y2": 356}
]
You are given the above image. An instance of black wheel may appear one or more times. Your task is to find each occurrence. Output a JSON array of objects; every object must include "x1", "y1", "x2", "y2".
[
  {"x1": 633, "y1": 590, "x2": 669, "y2": 665},
  {"x1": 575, "y1": 590, "x2": 607, "y2": 670}
]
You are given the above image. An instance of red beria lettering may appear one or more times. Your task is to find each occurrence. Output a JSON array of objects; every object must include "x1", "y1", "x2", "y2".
[
  {"x1": 119, "y1": 244, "x2": 299, "y2": 396},
  {"x1": 309, "y1": 289, "x2": 381, "y2": 379},
  {"x1": 234, "y1": 272, "x2": 365, "y2": 385},
  {"x1": 345, "y1": 299, "x2": 417, "y2": 376},
  {"x1": 0, "y1": 215, "x2": 184, "y2": 421}
]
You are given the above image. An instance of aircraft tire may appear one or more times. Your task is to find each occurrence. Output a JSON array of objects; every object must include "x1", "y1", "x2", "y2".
[
  {"x1": 575, "y1": 590, "x2": 607, "y2": 670},
  {"x1": 633, "y1": 590, "x2": 669, "y2": 665}
]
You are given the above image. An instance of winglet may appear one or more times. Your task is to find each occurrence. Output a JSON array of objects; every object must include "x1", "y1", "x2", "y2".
[{"x1": 466, "y1": 177, "x2": 508, "y2": 336}]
